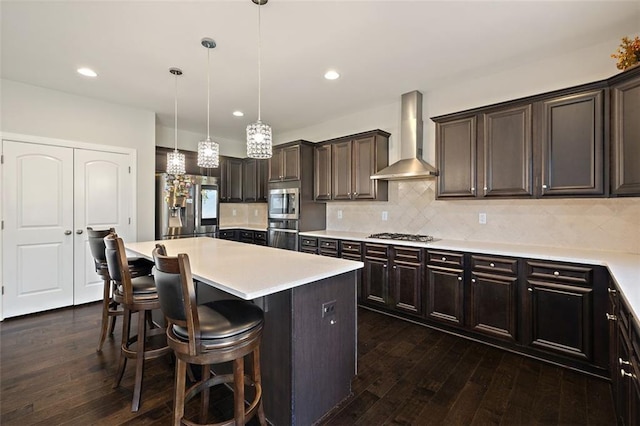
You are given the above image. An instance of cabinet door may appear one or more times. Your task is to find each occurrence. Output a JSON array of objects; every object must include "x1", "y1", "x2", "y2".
[
  {"x1": 540, "y1": 90, "x2": 604, "y2": 196},
  {"x1": 332, "y1": 141, "x2": 353, "y2": 200},
  {"x1": 469, "y1": 272, "x2": 517, "y2": 341},
  {"x1": 426, "y1": 265, "x2": 465, "y2": 326},
  {"x1": 352, "y1": 136, "x2": 377, "y2": 200},
  {"x1": 525, "y1": 280, "x2": 593, "y2": 361},
  {"x1": 611, "y1": 74, "x2": 640, "y2": 195},
  {"x1": 243, "y1": 159, "x2": 257, "y2": 202},
  {"x1": 362, "y1": 257, "x2": 388, "y2": 307},
  {"x1": 269, "y1": 148, "x2": 284, "y2": 182},
  {"x1": 226, "y1": 158, "x2": 244, "y2": 202},
  {"x1": 482, "y1": 105, "x2": 533, "y2": 197},
  {"x1": 391, "y1": 261, "x2": 423, "y2": 317},
  {"x1": 314, "y1": 144, "x2": 332, "y2": 200},
  {"x1": 282, "y1": 145, "x2": 301, "y2": 181},
  {"x1": 257, "y1": 159, "x2": 268, "y2": 202},
  {"x1": 436, "y1": 116, "x2": 477, "y2": 198}
]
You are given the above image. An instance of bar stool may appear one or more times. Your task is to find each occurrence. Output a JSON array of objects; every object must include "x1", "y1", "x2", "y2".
[
  {"x1": 152, "y1": 244, "x2": 267, "y2": 426},
  {"x1": 87, "y1": 227, "x2": 153, "y2": 352},
  {"x1": 104, "y1": 234, "x2": 171, "y2": 412}
]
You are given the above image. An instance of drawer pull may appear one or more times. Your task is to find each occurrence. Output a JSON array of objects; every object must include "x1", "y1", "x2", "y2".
[
  {"x1": 620, "y1": 358, "x2": 632, "y2": 366},
  {"x1": 441, "y1": 257, "x2": 447, "y2": 261},
  {"x1": 458, "y1": 276, "x2": 463, "y2": 281},
  {"x1": 528, "y1": 287, "x2": 533, "y2": 292},
  {"x1": 553, "y1": 271, "x2": 560, "y2": 277},
  {"x1": 489, "y1": 263, "x2": 495, "y2": 268},
  {"x1": 606, "y1": 313, "x2": 618, "y2": 321},
  {"x1": 608, "y1": 288, "x2": 617, "y2": 295},
  {"x1": 621, "y1": 369, "x2": 636, "y2": 379},
  {"x1": 471, "y1": 278, "x2": 476, "y2": 283}
]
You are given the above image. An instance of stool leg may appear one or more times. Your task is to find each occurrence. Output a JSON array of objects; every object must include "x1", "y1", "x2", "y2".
[
  {"x1": 97, "y1": 277, "x2": 111, "y2": 352},
  {"x1": 199, "y1": 365, "x2": 210, "y2": 424},
  {"x1": 173, "y1": 358, "x2": 187, "y2": 426},
  {"x1": 233, "y1": 357, "x2": 245, "y2": 425},
  {"x1": 113, "y1": 307, "x2": 131, "y2": 388},
  {"x1": 131, "y1": 309, "x2": 147, "y2": 412},
  {"x1": 253, "y1": 347, "x2": 267, "y2": 426}
]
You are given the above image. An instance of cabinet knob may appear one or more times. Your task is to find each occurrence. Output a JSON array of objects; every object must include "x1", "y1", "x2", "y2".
[
  {"x1": 441, "y1": 257, "x2": 447, "y2": 261},
  {"x1": 608, "y1": 288, "x2": 617, "y2": 295},
  {"x1": 621, "y1": 368, "x2": 636, "y2": 379},
  {"x1": 383, "y1": 264, "x2": 387, "y2": 268},
  {"x1": 458, "y1": 276, "x2": 462, "y2": 281},
  {"x1": 471, "y1": 278, "x2": 476, "y2": 283},
  {"x1": 606, "y1": 313, "x2": 618, "y2": 321},
  {"x1": 542, "y1": 184, "x2": 548, "y2": 189},
  {"x1": 528, "y1": 287, "x2": 533, "y2": 292},
  {"x1": 327, "y1": 193, "x2": 330, "y2": 196},
  {"x1": 393, "y1": 265, "x2": 397, "y2": 269},
  {"x1": 483, "y1": 187, "x2": 488, "y2": 191},
  {"x1": 489, "y1": 263, "x2": 495, "y2": 268},
  {"x1": 553, "y1": 271, "x2": 560, "y2": 277},
  {"x1": 354, "y1": 192, "x2": 358, "y2": 197},
  {"x1": 619, "y1": 357, "x2": 632, "y2": 366}
]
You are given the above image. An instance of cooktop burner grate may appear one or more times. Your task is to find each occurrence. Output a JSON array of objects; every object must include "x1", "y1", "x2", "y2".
[{"x1": 368, "y1": 232, "x2": 434, "y2": 242}]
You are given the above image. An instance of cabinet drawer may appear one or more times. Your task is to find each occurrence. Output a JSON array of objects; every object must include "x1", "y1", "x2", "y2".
[
  {"x1": 341, "y1": 240, "x2": 362, "y2": 256},
  {"x1": 218, "y1": 230, "x2": 236, "y2": 240},
  {"x1": 427, "y1": 250, "x2": 464, "y2": 267},
  {"x1": 394, "y1": 246, "x2": 422, "y2": 263},
  {"x1": 254, "y1": 231, "x2": 267, "y2": 242},
  {"x1": 526, "y1": 260, "x2": 593, "y2": 285},
  {"x1": 471, "y1": 255, "x2": 518, "y2": 275},
  {"x1": 365, "y1": 243, "x2": 389, "y2": 259},
  {"x1": 300, "y1": 237, "x2": 318, "y2": 248},
  {"x1": 239, "y1": 230, "x2": 254, "y2": 240},
  {"x1": 319, "y1": 239, "x2": 338, "y2": 251}
]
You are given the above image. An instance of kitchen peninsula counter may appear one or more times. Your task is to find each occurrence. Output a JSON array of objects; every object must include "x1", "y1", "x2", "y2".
[
  {"x1": 126, "y1": 237, "x2": 363, "y2": 426},
  {"x1": 300, "y1": 230, "x2": 640, "y2": 323}
]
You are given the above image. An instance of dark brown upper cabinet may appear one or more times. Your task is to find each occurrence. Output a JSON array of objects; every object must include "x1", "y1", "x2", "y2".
[
  {"x1": 269, "y1": 144, "x2": 301, "y2": 182},
  {"x1": 540, "y1": 90, "x2": 604, "y2": 197},
  {"x1": 220, "y1": 156, "x2": 243, "y2": 203},
  {"x1": 314, "y1": 130, "x2": 389, "y2": 201},
  {"x1": 314, "y1": 143, "x2": 332, "y2": 201},
  {"x1": 242, "y1": 158, "x2": 268, "y2": 202},
  {"x1": 433, "y1": 81, "x2": 608, "y2": 199},
  {"x1": 610, "y1": 66, "x2": 640, "y2": 196}
]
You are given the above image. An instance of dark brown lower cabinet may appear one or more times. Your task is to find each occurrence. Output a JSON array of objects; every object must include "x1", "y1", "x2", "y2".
[
  {"x1": 469, "y1": 272, "x2": 518, "y2": 341},
  {"x1": 426, "y1": 265, "x2": 464, "y2": 326},
  {"x1": 362, "y1": 244, "x2": 389, "y2": 308}
]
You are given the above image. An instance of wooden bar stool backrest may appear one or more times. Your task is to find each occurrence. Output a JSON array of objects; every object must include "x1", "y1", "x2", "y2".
[
  {"x1": 152, "y1": 244, "x2": 200, "y2": 356},
  {"x1": 104, "y1": 233, "x2": 134, "y2": 305}
]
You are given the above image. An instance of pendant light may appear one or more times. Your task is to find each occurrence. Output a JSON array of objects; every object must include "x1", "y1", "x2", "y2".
[
  {"x1": 197, "y1": 38, "x2": 220, "y2": 168},
  {"x1": 246, "y1": 0, "x2": 272, "y2": 159},
  {"x1": 167, "y1": 67, "x2": 186, "y2": 175}
]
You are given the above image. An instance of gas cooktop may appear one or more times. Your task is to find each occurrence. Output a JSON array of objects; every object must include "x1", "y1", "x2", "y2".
[{"x1": 368, "y1": 233, "x2": 435, "y2": 243}]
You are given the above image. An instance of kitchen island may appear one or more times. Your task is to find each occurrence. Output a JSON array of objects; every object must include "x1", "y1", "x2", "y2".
[{"x1": 125, "y1": 237, "x2": 364, "y2": 426}]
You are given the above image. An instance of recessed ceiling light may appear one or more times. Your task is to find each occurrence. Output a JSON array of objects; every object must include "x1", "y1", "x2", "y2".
[
  {"x1": 233, "y1": 111, "x2": 244, "y2": 117},
  {"x1": 324, "y1": 70, "x2": 340, "y2": 80},
  {"x1": 77, "y1": 67, "x2": 97, "y2": 77}
]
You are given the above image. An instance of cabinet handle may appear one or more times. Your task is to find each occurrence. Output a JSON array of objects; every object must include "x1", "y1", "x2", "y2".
[
  {"x1": 542, "y1": 184, "x2": 548, "y2": 189},
  {"x1": 441, "y1": 257, "x2": 447, "y2": 261},
  {"x1": 471, "y1": 187, "x2": 475, "y2": 191},
  {"x1": 528, "y1": 287, "x2": 533, "y2": 292},
  {"x1": 483, "y1": 187, "x2": 488, "y2": 191},
  {"x1": 621, "y1": 369, "x2": 636, "y2": 379},
  {"x1": 553, "y1": 271, "x2": 560, "y2": 277},
  {"x1": 608, "y1": 288, "x2": 617, "y2": 295},
  {"x1": 489, "y1": 263, "x2": 495, "y2": 267},
  {"x1": 354, "y1": 192, "x2": 358, "y2": 197},
  {"x1": 393, "y1": 265, "x2": 397, "y2": 269},
  {"x1": 606, "y1": 313, "x2": 618, "y2": 321},
  {"x1": 619, "y1": 358, "x2": 632, "y2": 366},
  {"x1": 458, "y1": 276, "x2": 463, "y2": 281},
  {"x1": 383, "y1": 264, "x2": 387, "y2": 268},
  {"x1": 471, "y1": 278, "x2": 476, "y2": 283}
]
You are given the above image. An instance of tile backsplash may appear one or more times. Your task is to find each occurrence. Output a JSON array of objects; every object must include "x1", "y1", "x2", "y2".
[
  {"x1": 220, "y1": 203, "x2": 268, "y2": 228},
  {"x1": 327, "y1": 180, "x2": 640, "y2": 254}
]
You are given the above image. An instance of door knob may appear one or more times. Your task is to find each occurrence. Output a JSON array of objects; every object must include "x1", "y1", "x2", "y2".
[
  {"x1": 64, "y1": 230, "x2": 72, "y2": 235},
  {"x1": 76, "y1": 229, "x2": 84, "y2": 234}
]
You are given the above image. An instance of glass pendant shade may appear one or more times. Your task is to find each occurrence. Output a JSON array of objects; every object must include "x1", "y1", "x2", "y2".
[
  {"x1": 167, "y1": 150, "x2": 186, "y2": 175},
  {"x1": 197, "y1": 137, "x2": 220, "y2": 168},
  {"x1": 246, "y1": 120, "x2": 272, "y2": 159}
]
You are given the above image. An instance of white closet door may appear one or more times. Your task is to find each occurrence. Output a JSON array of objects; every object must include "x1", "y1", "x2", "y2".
[
  {"x1": 2, "y1": 140, "x2": 74, "y2": 317},
  {"x1": 73, "y1": 150, "x2": 133, "y2": 305}
]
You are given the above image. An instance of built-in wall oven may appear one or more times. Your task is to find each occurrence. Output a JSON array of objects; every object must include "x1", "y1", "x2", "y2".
[
  {"x1": 267, "y1": 219, "x2": 298, "y2": 251},
  {"x1": 268, "y1": 188, "x2": 299, "y2": 220}
]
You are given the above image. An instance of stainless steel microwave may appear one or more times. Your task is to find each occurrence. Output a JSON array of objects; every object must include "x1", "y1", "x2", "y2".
[{"x1": 268, "y1": 188, "x2": 299, "y2": 219}]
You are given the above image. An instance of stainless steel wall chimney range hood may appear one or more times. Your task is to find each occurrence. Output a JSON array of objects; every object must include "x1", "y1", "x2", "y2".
[{"x1": 370, "y1": 90, "x2": 438, "y2": 180}]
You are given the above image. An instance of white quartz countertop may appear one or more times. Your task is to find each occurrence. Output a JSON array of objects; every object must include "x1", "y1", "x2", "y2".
[
  {"x1": 126, "y1": 237, "x2": 363, "y2": 300},
  {"x1": 300, "y1": 230, "x2": 640, "y2": 320}
]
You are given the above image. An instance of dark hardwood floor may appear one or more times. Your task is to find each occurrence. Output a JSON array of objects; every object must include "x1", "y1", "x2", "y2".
[{"x1": 1, "y1": 303, "x2": 616, "y2": 425}]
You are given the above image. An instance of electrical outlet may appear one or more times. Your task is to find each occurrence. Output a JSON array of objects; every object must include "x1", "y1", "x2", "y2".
[
  {"x1": 254, "y1": 209, "x2": 258, "y2": 216},
  {"x1": 337, "y1": 210, "x2": 343, "y2": 219},
  {"x1": 322, "y1": 300, "x2": 336, "y2": 318},
  {"x1": 232, "y1": 209, "x2": 237, "y2": 216},
  {"x1": 382, "y1": 211, "x2": 388, "y2": 221},
  {"x1": 479, "y1": 212, "x2": 487, "y2": 224}
]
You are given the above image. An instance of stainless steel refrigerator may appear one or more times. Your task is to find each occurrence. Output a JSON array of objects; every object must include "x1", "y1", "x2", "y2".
[{"x1": 155, "y1": 173, "x2": 219, "y2": 239}]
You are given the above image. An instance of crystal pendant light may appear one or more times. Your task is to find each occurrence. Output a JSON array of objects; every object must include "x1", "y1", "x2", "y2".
[
  {"x1": 167, "y1": 67, "x2": 186, "y2": 175},
  {"x1": 246, "y1": 0, "x2": 272, "y2": 159},
  {"x1": 197, "y1": 38, "x2": 220, "y2": 168}
]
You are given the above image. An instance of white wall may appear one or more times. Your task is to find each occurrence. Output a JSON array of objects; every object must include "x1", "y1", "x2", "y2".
[{"x1": 0, "y1": 79, "x2": 156, "y2": 241}]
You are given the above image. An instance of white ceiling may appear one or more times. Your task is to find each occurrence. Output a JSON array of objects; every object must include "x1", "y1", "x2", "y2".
[{"x1": 2, "y1": 1, "x2": 639, "y2": 143}]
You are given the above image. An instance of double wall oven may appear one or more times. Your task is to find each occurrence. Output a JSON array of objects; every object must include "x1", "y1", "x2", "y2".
[{"x1": 267, "y1": 187, "x2": 300, "y2": 251}]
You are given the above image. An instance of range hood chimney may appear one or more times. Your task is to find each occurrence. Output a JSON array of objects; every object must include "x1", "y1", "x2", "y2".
[{"x1": 370, "y1": 90, "x2": 438, "y2": 180}]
